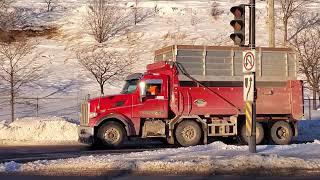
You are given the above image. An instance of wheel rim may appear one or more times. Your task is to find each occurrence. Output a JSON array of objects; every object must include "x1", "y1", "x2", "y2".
[
  {"x1": 103, "y1": 128, "x2": 120, "y2": 144},
  {"x1": 276, "y1": 127, "x2": 288, "y2": 140},
  {"x1": 182, "y1": 125, "x2": 196, "y2": 141}
]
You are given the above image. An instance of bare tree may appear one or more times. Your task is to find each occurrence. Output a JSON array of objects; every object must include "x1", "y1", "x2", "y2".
[
  {"x1": 290, "y1": 27, "x2": 320, "y2": 109},
  {"x1": 0, "y1": 0, "x2": 16, "y2": 31},
  {"x1": 0, "y1": 41, "x2": 44, "y2": 122},
  {"x1": 44, "y1": 0, "x2": 57, "y2": 12},
  {"x1": 0, "y1": 0, "x2": 31, "y2": 43},
  {"x1": 131, "y1": 0, "x2": 154, "y2": 25},
  {"x1": 153, "y1": 2, "x2": 161, "y2": 14},
  {"x1": 277, "y1": 0, "x2": 318, "y2": 46},
  {"x1": 76, "y1": 47, "x2": 134, "y2": 95},
  {"x1": 0, "y1": 0, "x2": 13, "y2": 10},
  {"x1": 191, "y1": 9, "x2": 201, "y2": 26},
  {"x1": 210, "y1": 1, "x2": 223, "y2": 19},
  {"x1": 288, "y1": 12, "x2": 320, "y2": 42},
  {"x1": 85, "y1": 0, "x2": 132, "y2": 43},
  {"x1": 0, "y1": 0, "x2": 6, "y2": 9}
]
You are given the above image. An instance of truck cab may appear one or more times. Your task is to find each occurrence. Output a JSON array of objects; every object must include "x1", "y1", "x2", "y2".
[{"x1": 78, "y1": 62, "x2": 173, "y2": 146}]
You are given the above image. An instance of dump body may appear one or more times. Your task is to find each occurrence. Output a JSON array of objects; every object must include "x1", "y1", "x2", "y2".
[
  {"x1": 146, "y1": 60, "x2": 303, "y2": 120},
  {"x1": 155, "y1": 45, "x2": 297, "y2": 82},
  {"x1": 174, "y1": 81, "x2": 303, "y2": 119}
]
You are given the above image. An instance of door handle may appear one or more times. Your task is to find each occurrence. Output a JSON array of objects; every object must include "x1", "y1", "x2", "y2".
[
  {"x1": 263, "y1": 90, "x2": 273, "y2": 95},
  {"x1": 155, "y1": 96, "x2": 164, "y2": 100}
]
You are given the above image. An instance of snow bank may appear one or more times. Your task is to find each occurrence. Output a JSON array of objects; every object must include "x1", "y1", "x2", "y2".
[
  {"x1": 1, "y1": 141, "x2": 320, "y2": 175},
  {"x1": 0, "y1": 117, "x2": 78, "y2": 145}
]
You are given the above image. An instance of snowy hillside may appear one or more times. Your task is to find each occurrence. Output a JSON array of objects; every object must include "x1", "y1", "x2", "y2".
[{"x1": 0, "y1": 0, "x2": 319, "y2": 121}]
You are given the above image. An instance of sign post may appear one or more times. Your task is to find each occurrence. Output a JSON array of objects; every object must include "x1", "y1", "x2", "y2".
[
  {"x1": 247, "y1": 0, "x2": 256, "y2": 153},
  {"x1": 242, "y1": 50, "x2": 256, "y2": 153}
]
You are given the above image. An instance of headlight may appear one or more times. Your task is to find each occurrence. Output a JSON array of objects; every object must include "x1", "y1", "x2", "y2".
[{"x1": 89, "y1": 112, "x2": 98, "y2": 118}]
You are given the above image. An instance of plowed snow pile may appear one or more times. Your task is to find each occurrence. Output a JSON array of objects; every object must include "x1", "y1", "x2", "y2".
[{"x1": 0, "y1": 117, "x2": 78, "y2": 145}]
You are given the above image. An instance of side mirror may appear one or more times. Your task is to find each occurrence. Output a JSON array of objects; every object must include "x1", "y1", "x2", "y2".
[{"x1": 139, "y1": 81, "x2": 146, "y2": 101}]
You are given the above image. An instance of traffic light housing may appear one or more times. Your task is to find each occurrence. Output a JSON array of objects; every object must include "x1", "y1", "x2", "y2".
[{"x1": 230, "y1": 5, "x2": 245, "y2": 46}]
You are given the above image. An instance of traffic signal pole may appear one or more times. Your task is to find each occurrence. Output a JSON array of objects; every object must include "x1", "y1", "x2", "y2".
[
  {"x1": 249, "y1": 0, "x2": 255, "y2": 49},
  {"x1": 249, "y1": 0, "x2": 256, "y2": 153},
  {"x1": 230, "y1": 0, "x2": 257, "y2": 153}
]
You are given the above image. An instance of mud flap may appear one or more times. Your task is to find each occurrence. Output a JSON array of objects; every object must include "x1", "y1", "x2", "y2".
[
  {"x1": 202, "y1": 122, "x2": 208, "y2": 144},
  {"x1": 167, "y1": 116, "x2": 180, "y2": 144},
  {"x1": 293, "y1": 121, "x2": 298, "y2": 137}
]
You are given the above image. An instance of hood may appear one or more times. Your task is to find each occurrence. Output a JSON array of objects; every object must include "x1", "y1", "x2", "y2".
[{"x1": 89, "y1": 94, "x2": 132, "y2": 112}]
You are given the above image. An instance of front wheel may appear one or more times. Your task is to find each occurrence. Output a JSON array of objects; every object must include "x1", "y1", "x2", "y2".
[
  {"x1": 270, "y1": 121, "x2": 293, "y2": 145},
  {"x1": 175, "y1": 120, "x2": 202, "y2": 147},
  {"x1": 97, "y1": 122, "x2": 126, "y2": 148}
]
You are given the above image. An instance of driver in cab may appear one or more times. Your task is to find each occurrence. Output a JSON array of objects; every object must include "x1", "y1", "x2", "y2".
[{"x1": 147, "y1": 85, "x2": 158, "y2": 96}]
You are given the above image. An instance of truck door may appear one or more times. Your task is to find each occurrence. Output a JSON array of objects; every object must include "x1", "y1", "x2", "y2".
[{"x1": 133, "y1": 76, "x2": 169, "y2": 118}]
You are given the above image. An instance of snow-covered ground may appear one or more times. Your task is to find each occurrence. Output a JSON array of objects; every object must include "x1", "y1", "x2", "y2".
[
  {"x1": 1, "y1": 140, "x2": 320, "y2": 174},
  {"x1": 0, "y1": 117, "x2": 318, "y2": 174}
]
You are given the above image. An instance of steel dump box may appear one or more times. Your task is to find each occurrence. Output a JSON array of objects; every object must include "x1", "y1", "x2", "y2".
[{"x1": 154, "y1": 45, "x2": 297, "y2": 82}]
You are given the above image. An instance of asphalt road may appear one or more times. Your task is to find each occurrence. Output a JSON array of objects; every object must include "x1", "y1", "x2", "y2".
[
  {"x1": 0, "y1": 138, "x2": 316, "y2": 164},
  {"x1": 0, "y1": 140, "x2": 175, "y2": 163},
  {"x1": 1, "y1": 174, "x2": 320, "y2": 180},
  {"x1": 0, "y1": 144, "x2": 89, "y2": 163}
]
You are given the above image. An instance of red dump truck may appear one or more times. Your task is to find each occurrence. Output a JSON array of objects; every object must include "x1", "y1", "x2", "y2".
[{"x1": 78, "y1": 45, "x2": 303, "y2": 147}]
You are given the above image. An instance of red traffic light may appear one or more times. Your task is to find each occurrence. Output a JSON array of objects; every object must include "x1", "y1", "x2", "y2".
[{"x1": 230, "y1": 6, "x2": 244, "y2": 18}]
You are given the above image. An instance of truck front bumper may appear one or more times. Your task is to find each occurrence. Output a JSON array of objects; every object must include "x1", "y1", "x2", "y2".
[{"x1": 78, "y1": 126, "x2": 94, "y2": 145}]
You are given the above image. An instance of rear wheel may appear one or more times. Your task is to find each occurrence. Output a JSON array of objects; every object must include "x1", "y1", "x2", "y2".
[
  {"x1": 270, "y1": 121, "x2": 293, "y2": 145},
  {"x1": 97, "y1": 121, "x2": 126, "y2": 148},
  {"x1": 175, "y1": 120, "x2": 202, "y2": 147},
  {"x1": 240, "y1": 121, "x2": 264, "y2": 145}
]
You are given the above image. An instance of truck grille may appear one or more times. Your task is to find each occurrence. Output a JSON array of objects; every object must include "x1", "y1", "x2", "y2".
[{"x1": 80, "y1": 101, "x2": 90, "y2": 126}]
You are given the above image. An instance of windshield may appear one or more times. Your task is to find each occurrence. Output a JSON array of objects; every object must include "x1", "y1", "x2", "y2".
[{"x1": 121, "y1": 79, "x2": 138, "y2": 94}]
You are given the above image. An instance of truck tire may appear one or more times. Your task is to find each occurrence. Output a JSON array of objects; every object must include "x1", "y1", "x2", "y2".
[
  {"x1": 97, "y1": 121, "x2": 126, "y2": 148},
  {"x1": 175, "y1": 120, "x2": 202, "y2": 147},
  {"x1": 240, "y1": 122, "x2": 264, "y2": 145},
  {"x1": 270, "y1": 121, "x2": 293, "y2": 145}
]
